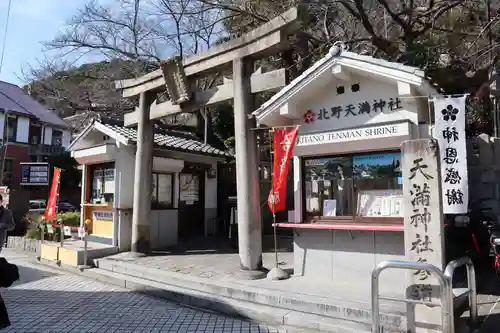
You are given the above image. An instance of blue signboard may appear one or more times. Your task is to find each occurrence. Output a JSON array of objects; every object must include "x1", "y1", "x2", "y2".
[{"x1": 20, "y1": 163, "x2": 49, "y2": 186}]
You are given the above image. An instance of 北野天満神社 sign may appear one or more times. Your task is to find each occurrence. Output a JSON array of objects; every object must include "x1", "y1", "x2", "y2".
[{"x1": 296, "y1": 122, "x2": 409, "y2": 147}]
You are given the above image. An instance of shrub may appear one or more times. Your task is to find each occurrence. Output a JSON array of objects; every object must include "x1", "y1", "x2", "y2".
[
  {"x1": 25, "y1": 223, "x2": 42, "y2": 240},
  {"x1": 57, "y1": 212, "x2": 80, "y2": 227},
  {"x1": 25, "y1": 211, "x2": 81, "y2": 240}
]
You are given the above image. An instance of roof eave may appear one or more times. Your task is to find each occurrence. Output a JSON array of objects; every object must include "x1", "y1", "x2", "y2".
[
  {"x1": 253, "y1": 54, "x2": 337, "y2": 123},
  {"x1": 67, "y1": 120, "x2": 97, "y2": 151},
  {"x1": 94, "y1": 122, "x2": 130, "y2": 146}
]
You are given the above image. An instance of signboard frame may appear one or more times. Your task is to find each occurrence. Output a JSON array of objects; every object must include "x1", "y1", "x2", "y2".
[{"x1": 20, "y1": 162, "x2": 50, "y2": 186}]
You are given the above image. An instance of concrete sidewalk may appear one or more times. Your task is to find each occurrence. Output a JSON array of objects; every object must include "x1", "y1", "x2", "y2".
[
  {"x1": 470, "y1": 294, "x2": 500, "y2": 332},
  {"x1": 6, "y1": 244, "x2": 477, "y2": 332}
]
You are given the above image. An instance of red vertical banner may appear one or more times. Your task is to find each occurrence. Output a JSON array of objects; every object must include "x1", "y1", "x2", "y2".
[
  {"x1": 268, "y1": 126, "x2": 299, "y2": 214},
  {"x1": 44, "y1": 168, "x2": 61, "y2": 221}
]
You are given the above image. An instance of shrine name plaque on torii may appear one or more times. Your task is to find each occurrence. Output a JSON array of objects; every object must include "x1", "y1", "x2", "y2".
[{"x1": 114, "y1": 7, "x2": 304, "y2": 279}]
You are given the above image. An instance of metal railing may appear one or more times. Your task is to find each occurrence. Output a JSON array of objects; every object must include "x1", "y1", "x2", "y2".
[
  {"x1": 444, "y1": 257, "x2": 478, "y2": 325},
  {"x1": 371, "y1": 260, "x2": 454, "y2": 333}
]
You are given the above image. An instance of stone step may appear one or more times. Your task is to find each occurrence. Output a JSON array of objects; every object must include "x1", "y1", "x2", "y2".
[
  {"x1": 94, "y1": 258, "x2": 405, "y2": 331},
  {"x1": 86, "y1": 266, "x2": 371, "y2": 333}
]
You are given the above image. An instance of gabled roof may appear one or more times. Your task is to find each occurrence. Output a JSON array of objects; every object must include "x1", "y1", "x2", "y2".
[
  {"x1": 69, "y1": 120, "x2": 231, "y2": 158},
  {"x1": 0, "y1": 81, "x2": 68, "y2": 128},
  {"x1": 253, "y1": 42, "x2": 441, "y2": 123}
]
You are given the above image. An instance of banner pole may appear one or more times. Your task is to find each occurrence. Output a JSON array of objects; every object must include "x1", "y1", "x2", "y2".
[
  {"x1": 270, "y1": 130, "x2": 279, "y2": 269},
  {"x1": 267, "y1": 128, "x2": 290, "y2": 281}
]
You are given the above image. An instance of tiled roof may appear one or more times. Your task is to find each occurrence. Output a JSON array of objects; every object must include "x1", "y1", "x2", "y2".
[
  {"x1": 0, "y1": 81, "x2": 68, "y2": 128},
  {"x1": 98, "y1": 122, "x2": 231, "y2": 158}
]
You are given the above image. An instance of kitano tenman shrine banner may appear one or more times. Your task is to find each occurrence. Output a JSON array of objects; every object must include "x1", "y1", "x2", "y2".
[
  {"x1": 268, "y1": 127, "x2": 299, "y2": 214},
  {"x1": 45, "y1": 168, "x2": 61, "y2": 221},
  {"x1": 433, "y1": 96, "x2": 468, "y2": 214}
]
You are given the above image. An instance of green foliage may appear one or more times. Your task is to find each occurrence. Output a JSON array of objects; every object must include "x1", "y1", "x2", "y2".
[
  {"x1": 56, "y1": 212, "x2": 81, "y2": 227},
  {"x1": 25, "y1": 212, "x2": 80, "y2": 240}
]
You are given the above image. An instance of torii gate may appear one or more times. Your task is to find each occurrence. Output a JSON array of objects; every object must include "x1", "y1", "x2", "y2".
[{"x1": 114, "y1": 7, "x2": 303, "y2": 279}]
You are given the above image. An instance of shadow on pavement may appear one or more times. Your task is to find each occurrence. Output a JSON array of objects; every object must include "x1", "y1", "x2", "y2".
[
  {"x1": 150, "y1": 235, "x2": 293, "y2": 257},
  {"x1": 10, "y1": 264, "x2": 59, "y2": 287},
  {"x1": 0, "y1": 262, "x2": 277, "y2": 333},
  {"x1": 1, "y1": 288, "x2": 261, "y2": 332}
]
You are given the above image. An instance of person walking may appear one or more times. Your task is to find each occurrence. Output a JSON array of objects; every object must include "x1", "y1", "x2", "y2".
[
  {"x1": 0, "y1": 196, "x2": 14, "y2": 252},
  {"x1": 0, "y1": 195, "x2": 17, "y2": 329}
]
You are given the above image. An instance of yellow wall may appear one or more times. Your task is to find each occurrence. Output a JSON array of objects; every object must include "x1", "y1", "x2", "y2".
[{"x1": 82, "y1": 204, "x2": 114, "y2": 238}]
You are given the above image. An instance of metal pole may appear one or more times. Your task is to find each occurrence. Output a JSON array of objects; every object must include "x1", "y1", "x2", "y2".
[
  {"x1": 270, "y1": 132, "x2": 279, "y2": 268},
  {"x1": 60, "y1": 222, "x2": 64, "y2": 248},
  {"x1": 41, "y1": 224, "x2": 44, "y2": 244},
  {"x1": 444, "y1": 257, "x2": 478, "y2": 325},
  {"x1": 78, "y1": 224, "x2": 91, "y2": 271},
  {"x1": 83, "y1": 231, "x2": 88, "y2": 267},
  {"x1": 371, "y1": 260, "x2": 453, "y2": 333}
]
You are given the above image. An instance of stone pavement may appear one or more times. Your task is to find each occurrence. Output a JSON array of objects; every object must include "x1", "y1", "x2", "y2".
[{"x1": 0, "y1": 249, "x2": 296, "y2": 333}]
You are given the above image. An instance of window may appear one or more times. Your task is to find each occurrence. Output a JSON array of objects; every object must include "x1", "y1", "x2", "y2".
[
  {"x1": 152, "y1": 173, "x2": 173, "y2": 208},
  {"x1": 6, "y1": 116, "x2": 17, "y2": 142},
  {"x1": 1, "y1": 158, "x2": 13, "y2": 184},
  {"x1": 303, "y1": 152, "x2": 402, "y2": 220},
  {"x1": 29, "y1": 123, "x2": 42, "y2": 145},
  {"x1": 3, "y1": 159, "x2": 13, "y2": 173},
  {"x1": 90, "y1": 163, "x2": 115, "y2": 204},
  {"x1": 52, "y1": 130, "x2": 62, "y2": 146}
]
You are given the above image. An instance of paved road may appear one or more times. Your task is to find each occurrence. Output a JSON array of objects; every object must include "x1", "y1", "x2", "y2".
[{"x1": 0, "y1": 249, "x2": 289, "y2": 333}]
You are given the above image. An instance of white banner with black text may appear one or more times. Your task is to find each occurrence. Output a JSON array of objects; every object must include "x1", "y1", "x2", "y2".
[{"x1": 432, "y1": 96, "x2": 468, "y2": 214}]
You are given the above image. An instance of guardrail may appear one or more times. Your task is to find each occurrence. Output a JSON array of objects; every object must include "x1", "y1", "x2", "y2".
[
  {"x1": 444, "y1": 257, "x2": 478, "y2": 325},
  {"x1": 371, "y1": 260, "x2": 454, "y2": 333}
]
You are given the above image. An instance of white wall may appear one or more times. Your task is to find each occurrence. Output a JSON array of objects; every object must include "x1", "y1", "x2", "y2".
[
  {"x1": 0, "y1": 113, "x2": 4, "y2": 140},
  {"x1": 295, "y1": 75, "x2": 419, "y2": 134},
  {"x1": 62, "y1": 130, "x2": 71, "y2": 148},
  {"x1": 43, "y1": 126, "x2": 52, "y2": 145},
  {"x1": 114, "y1": 146, "x2": 136, "y2": 250},
  {"x1": 115, "y1": 151, "x2": 185, "y2": 251},
  {"x1": 16, "y1": 116, "x2": 30, "y2": 143}
]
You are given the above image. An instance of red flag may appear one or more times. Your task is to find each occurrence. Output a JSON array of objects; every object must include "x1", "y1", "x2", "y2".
[
  {"x1": 268, "y1": 126, "x2": 299, "y2": 213},
  {"x1": 44, "y1": 168, "x2": 61, "y2": 221}
]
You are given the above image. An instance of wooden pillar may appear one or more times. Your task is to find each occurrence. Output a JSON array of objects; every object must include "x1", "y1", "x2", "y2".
[
  {"x1": 232, "y1": 57, "x2": 265, "y2": 279},
  {"x1": 131, "y1": 91, "x2": 154, "y2": 255}
]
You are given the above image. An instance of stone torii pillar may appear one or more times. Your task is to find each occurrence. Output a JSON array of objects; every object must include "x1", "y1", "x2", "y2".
[
  {"x1": 233, "y1": 58, "x2": 266, "y2": 279},
  {"x1": 113, "y1": 7, "x2": 304, "y2": 266},
  {"x1": 131, "y1": 91, "x2": 154, "y2": 255}
]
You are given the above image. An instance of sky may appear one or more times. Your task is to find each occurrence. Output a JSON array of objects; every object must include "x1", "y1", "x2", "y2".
[{"x1": 0, "y1": 0, "x2": 91, "y2": 85}]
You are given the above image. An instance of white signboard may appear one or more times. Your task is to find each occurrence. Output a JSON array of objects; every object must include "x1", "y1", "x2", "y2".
[
  {"x1": 357, "y1": 190, "x2": 403, "y2": 217},
  {"x1": 63, "y1": 226, "x2": 72, "y2": 237},
  {"x1": 432, "y1": 96, "x2": 468, "y2": 214},
  {"x1": 322, "y1": 199, "x2": 337, "y2": 217},
  {"x1": 92, "y1": 210, "x2": 113, "y2": 221},
  {"x1": 402, "y1": 139, "x2": 445, "y2": 331},
  {"x1": 78, "y1": 227, "x2": 86, "y2": 238},
  {"x1": 296, "y1": 122, "x2": 409, "y2": 147}
]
